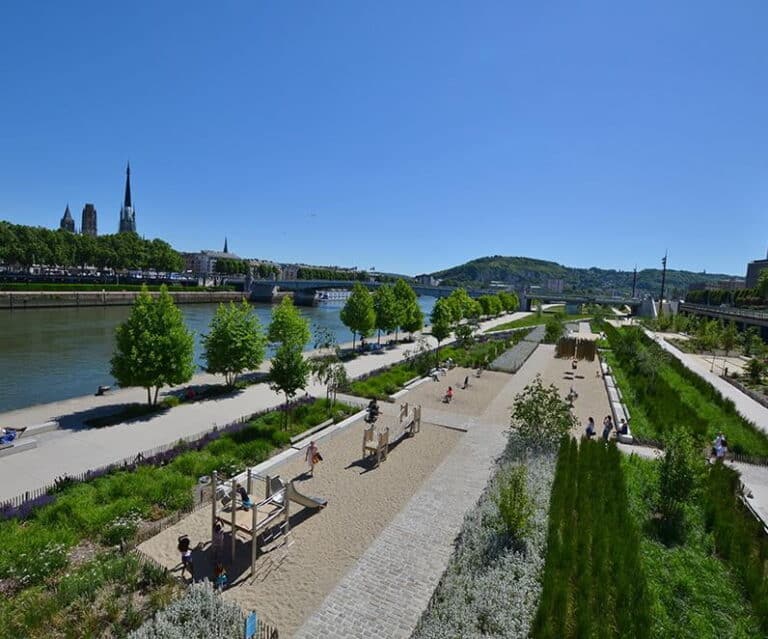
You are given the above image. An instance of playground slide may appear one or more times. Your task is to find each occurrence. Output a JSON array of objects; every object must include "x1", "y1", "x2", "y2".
[{"x1": 287, "y1": 481, "x2": 328, "y2": 509}]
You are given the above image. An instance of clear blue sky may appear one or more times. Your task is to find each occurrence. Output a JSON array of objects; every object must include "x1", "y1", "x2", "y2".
[{"x1": 1, "y1": 1, "x2": 766, "y2": 277}]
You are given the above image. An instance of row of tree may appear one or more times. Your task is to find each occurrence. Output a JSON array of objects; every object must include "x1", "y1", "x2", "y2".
[
  {"x1": 296, "y1": 267, "x2": 370, "y2": 282},
  {"x1": 0, "y1": 222, "x2": 183, "y2": 272},
  {"x1": 651, "y1": 313, "x2": 765, "y2": 359},
  {"x1": 213, "y1": 258, "x2": 250, "y2": 275},
  {"x1": 340, "y1": 280, "x2": 426, "y2": 349},
  {"x1": 430, "y1": 289, "x2": 519, "y2": 351},
  {"x1": 111, "y1": 288, "x2": 324, "y2": 427}
]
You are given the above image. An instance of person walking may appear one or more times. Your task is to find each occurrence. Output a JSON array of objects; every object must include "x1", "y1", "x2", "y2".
[
  {"x1": 602, "y1": 415, "x2": 614, "y2": 441},
  {"x1": 585, "y1": 417, "x2": 596, "y2": 439},
  {"x1": 177, "y1": 534, "x2": 195, "y2": 581},
  {"x1": 306, "y1": 440, "x2": 322, "y2": 476}
]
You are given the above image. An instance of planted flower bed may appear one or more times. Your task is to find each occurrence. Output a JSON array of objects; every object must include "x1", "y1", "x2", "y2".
[
  {"x1": 0, "y1": 398, "x2": 355, "y2": 638},
  {"x1": 412, "y1": 435, "x2": 556, "y2": 639}
]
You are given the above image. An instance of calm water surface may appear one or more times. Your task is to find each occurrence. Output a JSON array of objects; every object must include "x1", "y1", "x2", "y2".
[{"x1": 0, "y1": 297, "x2": 436, "y2": 412}]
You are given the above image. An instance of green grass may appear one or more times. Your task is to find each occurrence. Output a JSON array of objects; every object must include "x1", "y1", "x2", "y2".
[
  {"x1": 485, "y1": 312, "x2": 592, "y2": 333},
  {"x1": 532, "y1": 439, "x2": 651, "y2": 638},
  {"x1": 0, "y1": 283, "x2": 232, "y2": 292},
  {"x1": 601, "y1": 324, "x2": 768, "y2": 457},
  {"x1": 348, "y1": 363, "x2": 420, "y2": 400},
  {"x1": 623, "y1": 455, "x2": 762, "y2": 638}
]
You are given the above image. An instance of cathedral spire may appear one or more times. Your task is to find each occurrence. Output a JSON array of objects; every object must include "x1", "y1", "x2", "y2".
[
  {"x1": 124, "y1": 162, "x2": 132, "y2": 208},
  {"x1": 223, "y1": 237, "x2": 228, "y2": 253}
]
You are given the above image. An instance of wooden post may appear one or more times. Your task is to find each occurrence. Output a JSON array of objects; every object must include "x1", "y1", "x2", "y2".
[
  {"x1": 230, "y1": 479, "x2": 237, "y2": 562},
  {"x1": 211, "y1": 471, "x2": 218, "y2": 542},
  {"x1": 247, "y1": 468, "x2": 253, "y2": 496},
  {"x1": 284, "y1": 490, "x2": 290, "y2": 536},
  {"x1": 251, "y1": 493, "x2": 258, "y2": 575}
]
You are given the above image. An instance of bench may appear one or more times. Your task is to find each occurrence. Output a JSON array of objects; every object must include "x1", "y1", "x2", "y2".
[{"x1": 0, "y1": 438, "x2": 37, "y2": 458}]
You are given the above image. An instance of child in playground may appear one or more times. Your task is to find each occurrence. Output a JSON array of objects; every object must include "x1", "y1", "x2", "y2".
[
  {"x1": 306, "y1": 440, "x2": 322, "y2": 476},
  {"x1": 444, "y1": 386, "x2": 454, "y2": 403},
  {"x1": 214, "y1": 562, "x2": 228, "y2": 592},
  {"x1": 237, "y1": 484, "x2": 254, "y2": 510},
  {"x1": 177, "y1": 534, "x2": 195, "y2": 580},
  {"x1": 212, "y1": 521, "x2": 225, "y2": 560}
]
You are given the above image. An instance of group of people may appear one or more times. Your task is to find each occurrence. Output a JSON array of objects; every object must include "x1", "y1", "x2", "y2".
[
  {"x1": 585, "y1": 415, "x2": 629, "y2": 441},
  {"x1": 178, "y1": 528, "x2": 228, "y2": 591}
]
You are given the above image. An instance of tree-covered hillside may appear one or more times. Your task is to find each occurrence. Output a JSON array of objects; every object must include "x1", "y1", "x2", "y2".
[{"x1": 432, "y1": 255, "x2": 738, "y2": 297}]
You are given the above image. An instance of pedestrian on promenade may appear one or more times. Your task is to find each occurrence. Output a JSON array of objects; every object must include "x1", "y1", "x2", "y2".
[
  {"x1": 585, "y1": 417, "x2": 596, "y2": 439},
  {"x1": 602, "y1": 415, "x2": 614, "y2": 441},
  {"x1": 462, "y1": 375, "x2": 470, "y2": 390},
  {"x1": 306, "y1": 440, "x2": 322, "y2": 476}
]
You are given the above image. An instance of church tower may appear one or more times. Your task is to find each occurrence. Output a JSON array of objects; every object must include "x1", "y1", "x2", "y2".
[
  {"x1": 118, "y1": 162, "x2": 137, "y2": 233},
  {"x1": 59, "y1": 204, "x2": 75, "y2": 232}
]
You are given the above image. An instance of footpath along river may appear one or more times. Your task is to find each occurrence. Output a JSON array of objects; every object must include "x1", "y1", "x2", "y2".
[{"x1": 0, "y1": 297, "x2": 437, "y2": 413}]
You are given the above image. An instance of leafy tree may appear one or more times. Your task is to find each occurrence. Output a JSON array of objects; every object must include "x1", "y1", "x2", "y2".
[
  {"x1": 309, "y1": 326, "x2": 343, "y2": 407},
  {"x1": 430, "y1": 298, "x2": 453, "y2": 358},
  {"x1": 267, "y1": 298, "x2": 311, "y2": 428},
  {"x1": 544, "y1": 314, "x2": 563, "y2": 343},
  {"x1": 510, "y1": 374, "x2": 576, "y2": 449},
  {"x1": 746, "y1": 357, "x2": 765, "y2": 385},
  {"x1": 202, "y1": 300, "x2": 266, "y2": 387},
  {"x1": 340, "y1": 282, "x2": 375, "y2": 349},
  {"x1": 446, "y1": 288, "x2": 474, "y2": 325},
  {"x1": 532, "y1": 299, "x2": 543, "y2": 317},
  {"x1": 657, "y1": 427, "x2": 702, "y2": 544},
  {"x1": 497, "y1": 290, "x2": 519, "y2": 312},
  {"x1": 721, "y1": 321, "x2": 738, "y2": 357},
  {"x1": 110, "y1": 285, "x2": 195, "y2": 405},
  {"x1": 494, "y1": 465, "x2": 534, "y2": 542},
  {"x1": 267, "y1": 297, "x2": 310, "y2": 347},
  {"x1": 401, "y1": 299, "x2": 424, "y2": 338},
  {"x1": 372, "y1": 284, "x2": 399, "y2": 344},
  {"x1": 758, "y1": 269, "x2": 768, "y2": 299},
  {"x1": 392, "y1": 279, "x2": 418, "y2": 340}
]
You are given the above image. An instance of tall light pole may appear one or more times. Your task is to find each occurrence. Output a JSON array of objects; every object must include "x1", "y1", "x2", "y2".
[
  {"x1": 659, "y1": 252, "x2": 668, "y2": 303},
  {"x1": 631, "y1": 265, "x2": 637, "y2": 299}
]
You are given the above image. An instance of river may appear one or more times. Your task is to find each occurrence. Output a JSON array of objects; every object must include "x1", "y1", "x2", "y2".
[{"x1": 0, "y1": 297, "x2": 436, "y2": 413}]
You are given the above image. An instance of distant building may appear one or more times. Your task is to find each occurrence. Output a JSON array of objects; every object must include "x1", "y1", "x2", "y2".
[
  {"x1": 118, "y1": 163, "x2": 137, "y2": 233},
  {"x1": 415, "y1": 274, "x2": 440, "y2": 286},
  {"x1": 59, "y1": 204, "x2": 75, "y2": 232},
  {"x1": 183, "y1": 249, "x2": 242, "y2": 276},
  {"x1": 689, "y1": 279, "x2": 746, "y2": 292},
  {"x1": 81, "y1": 203, "x2": 97, "y2": 236},
  {"x1": 547, "y1": 278, "x2": 565, "y2": 293},
  {"x1": 746, "y1": 253, "x2": 768, "y2": 288}
]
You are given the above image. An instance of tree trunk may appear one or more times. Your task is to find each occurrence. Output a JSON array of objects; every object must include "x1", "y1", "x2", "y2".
[
  {"x1": 395, "y1": 328, "x2": 399, "y2": 343},
  {"x1": 377, "y1": 329, "x2": 381, "y2": 345},
  {"x1": 352, "y1": 332, "x2": 356, "y2": 351},
  {"x1": 153, "y1": 386, "x2": 160, "y2": 406},
  {"x1": 146, "y1": 387, "x2": 152, "y2": 406}
]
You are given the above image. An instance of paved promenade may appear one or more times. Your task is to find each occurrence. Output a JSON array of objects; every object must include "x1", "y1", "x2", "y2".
[
  {"x1": 295, "y1": 345, "x2": 612, "y2": 639},
  {"x1": 0, "y1": 313, "x2": 526, "y2": 503}
]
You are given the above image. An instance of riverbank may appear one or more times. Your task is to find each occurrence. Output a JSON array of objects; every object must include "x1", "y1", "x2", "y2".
[
  {"x1": 0, "y1": 289, "x2": 246, "y2": 310},
  {"x1": 0, "y1": 312, "x2": 529, "y2": 502}
]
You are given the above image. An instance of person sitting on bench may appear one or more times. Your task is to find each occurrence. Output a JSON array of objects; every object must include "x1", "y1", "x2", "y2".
[
  {"x1": 0, "y1": 427, "x2": 18, "y2": 445},
  {"x1": 236, "y1": 483, "x2": 253, "y2": 510},
  {"x1": 444, "y1": 386, "x2": 454, "y2": 403},
  {"x1": 617, "y1": 418, "x2": 629, "y2": 435}
]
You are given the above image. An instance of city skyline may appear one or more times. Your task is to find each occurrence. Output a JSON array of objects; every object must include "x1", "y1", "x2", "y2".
[{"x1": 1, "y1": 2, "x2": 766, "y2": 276}]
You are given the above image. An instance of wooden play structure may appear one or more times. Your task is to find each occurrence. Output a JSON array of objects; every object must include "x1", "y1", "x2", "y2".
[
  {"x1": 211, "y1": 469, "x2": 327, "y2": 574},
  {"x1": 556, "y1": 334, "x2": 598, "y2": 360},
  {"x1": 362, "y1": 402, "x2": 421, "y2": 467}
]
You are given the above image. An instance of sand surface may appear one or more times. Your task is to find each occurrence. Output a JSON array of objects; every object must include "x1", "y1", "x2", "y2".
[{"x1": 137, "y1": 413, "x2": 461, "y2": 636}]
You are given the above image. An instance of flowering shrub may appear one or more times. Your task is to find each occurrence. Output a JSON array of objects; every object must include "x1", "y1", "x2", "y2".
[
  {"x1": 129, "y1": 581, "x2": 243, "y2": 639},
  {"x1": 412, "y1": 444, "x2": 556, "y2": 638}
]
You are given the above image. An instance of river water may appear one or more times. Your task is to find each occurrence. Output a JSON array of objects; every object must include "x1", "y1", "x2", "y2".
[{"x1": 0, "y1": 297, "x2": 436, "y2": 413}]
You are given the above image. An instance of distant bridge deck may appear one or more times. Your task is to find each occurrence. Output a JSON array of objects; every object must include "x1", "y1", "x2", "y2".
[
  {"x1": 679, "y1": 302, "x2": 768, "y2": 329},
  {"x1": 249, "y1": 279, "x2": 487, "y2": 298}
]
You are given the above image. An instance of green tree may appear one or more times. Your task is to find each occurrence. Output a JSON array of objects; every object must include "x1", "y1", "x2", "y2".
[
  {"x1": 721, "y1": 321, "x2": 738, "y2": 357},
  {"x1": 202, "y1": 300, "x2": 266, "y2": 387},
  {"x1": 267, "y1": 297, "x2": 310, "y2": 347},
  {"x1": 510, "y1": 374, "x2": 576, "y2": 449},
  {"x1": 340, "y1": 282, "x2": 375, "y2": 349},
  {"x1": 746, "y1": 357, "x2": 764, "y2": 385},
  {"x1": 430, "y1": 298, "x2": 453, "y2": 359},
  {"x1": 494, "y1": 465, "x2": 534, "y2": 541},
  {"x1": 497, "y1": 290, "x2": 519, "y2": 313},
  {"x1": 446, "y1": 288, "x2": 474, "y2": 325},
  {"x1": 658, "y1": 427, "x2": 702, "y2": 544},
  {"x1": 544, "y1": 314, "x2": 563, "y2": 343},
  {"x1": 372, "y1": 284, "x2": 399, "y2": 345},
  {"x1": 758, "y1": 269, "x2": 768, "y2": 299},
  {"x1": 401, "y1": 299, "x2": 424, "y2": 338},
  {"x1": 110, "y1": 286, "x2": 195, "y2": 405},
  {"x1": 267, "y1": 298, "x2": 311, "y2": 429}
]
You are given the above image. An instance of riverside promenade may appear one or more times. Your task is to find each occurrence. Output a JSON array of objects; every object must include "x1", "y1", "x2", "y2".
[{"x1": 0, "y1": 313, "x2": 526, "y2": 503}]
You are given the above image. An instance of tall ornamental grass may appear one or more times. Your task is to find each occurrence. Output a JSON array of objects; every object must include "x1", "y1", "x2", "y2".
[{"x1": 532, "y1": 439, "x2": 651, "y2": 639}]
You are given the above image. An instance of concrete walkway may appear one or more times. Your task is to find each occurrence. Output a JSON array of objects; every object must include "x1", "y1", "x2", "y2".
[
  {"x1": 294, "y1": 345, "x2": 616, "y2": 639},
  {"x1": 0, "y1": 313, "x2": 527, "y2": 503}
]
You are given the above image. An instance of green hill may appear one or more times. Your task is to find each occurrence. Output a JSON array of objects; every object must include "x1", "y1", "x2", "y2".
[{"x1": 431, "y1": 255, "x2": 738, "y2": 297}]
